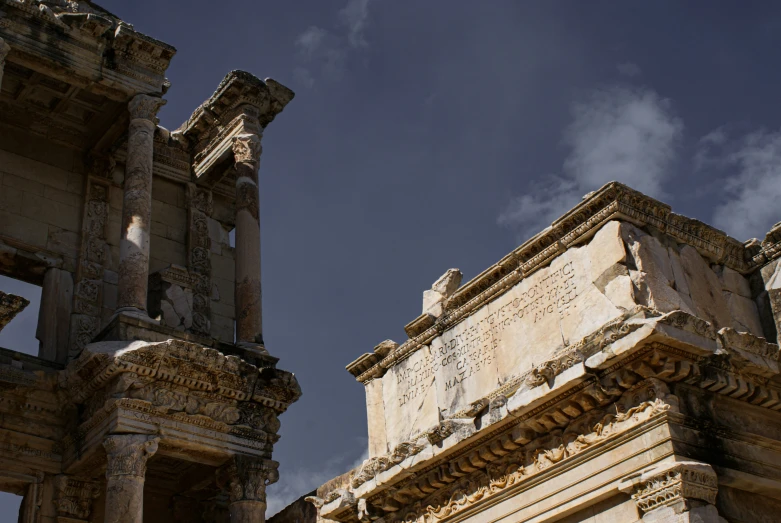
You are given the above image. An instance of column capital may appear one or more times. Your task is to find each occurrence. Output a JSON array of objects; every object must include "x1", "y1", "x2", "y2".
[
  {"x1": 232, "y1": 133, "x2": 263, "y2": 165},
  {"x1": 619, "y1": 461, "x2": 718, "y2": 515},
  {"x1": 53, "y1": 475, "x2": 101, "y2": 521},
  {"x1": 224, "y1": 457, "x2": 279, "y2": 503},
  {"x1": 128, "y1": 94, "x2": 166, "y2": 121},
  {"x1": 103, "y1": 434, "x2": 159, "y2": 479}
]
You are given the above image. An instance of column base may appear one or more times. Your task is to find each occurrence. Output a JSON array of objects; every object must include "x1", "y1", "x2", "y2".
[
  {"x1": 235, "y1": 341, "x2": 269, "y2": 356},
  {"x1": 112, "y1": 307, "x2": 160, "y2": 325}
]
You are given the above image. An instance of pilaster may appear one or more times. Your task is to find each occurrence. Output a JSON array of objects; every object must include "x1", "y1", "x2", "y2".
[
  {"x1": 231, "y1": 133, "x2": 265, "y2": 353},
  {"x1": 186, "y1": 183, "x2": 214, "y2": 336},
  {"x1": 116, "y1": 94, "x2": 166, "y2": 320},
  {"x1": 103, "y1": 435, "x2": 159, "y2": 523}
]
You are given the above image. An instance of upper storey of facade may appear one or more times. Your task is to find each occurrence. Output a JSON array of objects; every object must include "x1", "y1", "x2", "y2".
[{"x1": 0, "y1": 0, "x2": 294, "y2": 363}]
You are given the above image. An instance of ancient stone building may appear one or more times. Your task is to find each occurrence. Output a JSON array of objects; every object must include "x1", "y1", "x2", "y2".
[
  {"x1": 0, "y1": 1, "x2": 300, "y2": 521},
  {"x1": 301, "y1": 183, "x2": 781, "y2": 523}
]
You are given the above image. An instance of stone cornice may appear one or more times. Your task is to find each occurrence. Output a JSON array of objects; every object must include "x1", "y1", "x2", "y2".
[
  {"x1": 178, "y1": 70, "x2": 294, "y2": 146},
  {"x1": 60, "y1": 338, "x2": 301, "y2": 412},
  {"x1": 353, "y1": 182, "x2": 781, "y2": 384},
  {"x1": 317, "y1": 312, "x2": 781, "y2": 523},
  {"x1": 0, "y1": 0, "x2": 175, "y2": 99}
]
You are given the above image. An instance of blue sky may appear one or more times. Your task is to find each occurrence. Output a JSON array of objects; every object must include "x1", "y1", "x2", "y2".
[{"x1": 2, "y1": 0, "x2": 781, "y2": 518}]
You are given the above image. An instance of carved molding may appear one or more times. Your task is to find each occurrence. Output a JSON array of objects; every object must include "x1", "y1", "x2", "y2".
[
  {"x1": 620, "y1": 461, "x2": 719, "y2": 514},
  {"x1": 232, "y1": 133, "x2": 262, "y2": 165},
  {"x1": 318, "y1": 379, "x2": 675, "y2": 523},
  {"x1": 319, "y1": 323, "x2": 781, "y2": 523},
  {"x1": 104, "y1": 434, "x2": 159, "y2": 478},
  {"x1": 53, "y1": 475, "x2": 101, "y2": 520},
  {"x1": 128, "y1": 94, "x2": 167, "y2": 121}
]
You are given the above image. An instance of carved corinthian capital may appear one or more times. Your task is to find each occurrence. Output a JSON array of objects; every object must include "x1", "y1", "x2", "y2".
[
  {"x1": 620, "y1": 461, "x2": 719, "y2": 514},
  {"x1": 128, "y1": 94, "x2": 167, "y2": 121},
  {"x1": 225, "y1": 457, "x2": 279, "y2": 503},
  {"x1": 103, "y1": 435, "x2": 159, "y2": 478},
  {"x1": 53, "y1": 475, "x2": 101, "y2": 520},
  {"x1": 232, "y1": 133, "x2": 263, "y2": 165}
]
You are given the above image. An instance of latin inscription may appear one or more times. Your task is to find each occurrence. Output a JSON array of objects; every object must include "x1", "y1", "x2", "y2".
[{"x1": 394, "y1": 261, "x2": 579, "y2": 406}]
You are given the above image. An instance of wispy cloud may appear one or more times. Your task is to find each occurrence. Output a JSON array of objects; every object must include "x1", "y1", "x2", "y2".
[
  {"x1": 702, "y1": 128, "x2": 781, "y2": 240},
  {"x1": 266, "y1": 441, "x2": 368, "y2": 517},
  {"x1": 617, "y1": 62, "x2": 642, "y2": 77},
  {"x1": 499, "y1": 85, "x2": 683, "y2": 238},
  {"x1": 340, "y1": 0, "x2": 372, "y2": 48},
  {"x1": 292, "y1": 0, "x2": 375, "y2": 88},
  {"x1": 296, "y1": 26, "x2": 329, "y2": 58}
]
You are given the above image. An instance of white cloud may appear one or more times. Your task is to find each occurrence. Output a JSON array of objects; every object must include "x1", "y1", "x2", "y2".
[
  {"x1": 340, "y1": 0, "x2": 372, "y2": 48},
  {"x1": 266, "y1": 442, "x2": 368, "y2": 517},
  {"x1": 499, "y1": 85, "x2": 683, "y2": 238},
  {"x1": 292, "y1": 0, "x2": 374, "y2": 87},
  {"x1": 617, "y1": 62, "x2": 642, "y2": 77},
  {"x1": 707, "y1": 128, "x2": 781, "y2": 240},
  {"x1": 296, "y1": 26, "x2": 329, "y2": 58}
]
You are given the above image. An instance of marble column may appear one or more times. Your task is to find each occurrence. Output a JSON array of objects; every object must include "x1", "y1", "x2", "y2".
[
  {"x1": 0, "y1": 37, "x2": 10, "y2": 88},
  {"x1": 231, "y1": 134, "x2": 265, "y2": 351},
  {"x1": 103, "y1": 435, "x2": 159, "y2": 523},
  {"x1": 226, "y1": 457, "x2": 278, "y2": 523},
  {"x1": 116, "y1": 94, "x2": 166, "y2": 320}
]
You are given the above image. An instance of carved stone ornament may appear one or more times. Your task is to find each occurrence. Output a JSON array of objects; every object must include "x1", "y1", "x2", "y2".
[
  {"x1": 103, "y1": 435, "x2": 160, "y2": 478},
  {"x1": 53, "y1": 475, "x2": 101, "y2": 520},
  {"x1": 620, "y1": 461, "x2": 719, "y2": 514},
  {"x1": 128, "y1": 93, "x2": 167, "y2": 121},
  {"x1": 225, "y1": 456, "x2": 279, "y2": 503},
  {"x1": 232, "y1": 133, "x2": 262, "y2": 165}
]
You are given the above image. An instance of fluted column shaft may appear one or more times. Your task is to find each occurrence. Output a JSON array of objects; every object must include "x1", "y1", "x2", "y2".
[
  {"x1": 103, "y1": 435, "x2": 159, "y2": 523},
  {"x1": 116, "y1": 94, "x2": 166, "y2": 317},
  {"x1": 226, "y1": 457, "x2": 278, "y2": 523},
  {"x1": 232, "y1": 134, "x2": 264, "y2": 349}
]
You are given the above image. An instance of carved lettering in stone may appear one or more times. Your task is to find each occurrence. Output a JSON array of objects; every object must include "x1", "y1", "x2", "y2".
[{"x1": 104, "y1": 435, "x2": 159, "y2": 478}]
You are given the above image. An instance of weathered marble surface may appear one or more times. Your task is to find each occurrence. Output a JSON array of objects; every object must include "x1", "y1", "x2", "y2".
[{"x1": 376, "y1": 219, "x2": 766, "y2": 451}]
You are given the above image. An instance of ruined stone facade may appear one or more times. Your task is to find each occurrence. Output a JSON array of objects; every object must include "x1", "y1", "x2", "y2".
[
  {"x1": 304, "y1": 183, "x2": 781, "y2": 523},
  {"x1": 0, "y1": 1, "x2": 300, "y2": 521}
]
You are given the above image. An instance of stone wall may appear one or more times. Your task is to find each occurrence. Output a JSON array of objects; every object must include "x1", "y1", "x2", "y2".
[{"x1": 0, "y1": 146, "x2": 85, "y2": 278}]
